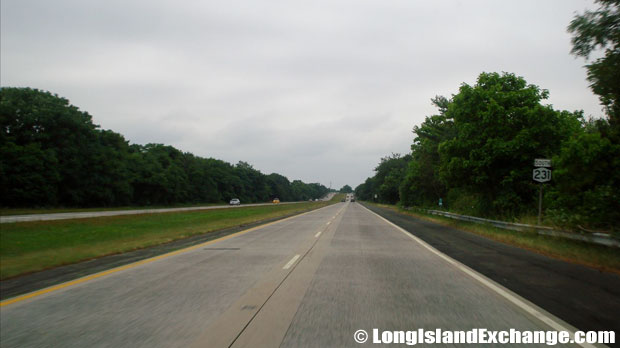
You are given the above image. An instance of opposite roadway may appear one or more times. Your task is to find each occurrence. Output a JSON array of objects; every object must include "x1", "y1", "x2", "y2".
[
  {"x1": 0, "y1": 202, "x2": 599, "y2": 347},
  {"x1": 0, "y1": 193, "x2": 338, "y2": 224}
]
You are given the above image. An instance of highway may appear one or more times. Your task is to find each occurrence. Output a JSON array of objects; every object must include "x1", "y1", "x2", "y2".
[
  {"x1": 0, "y1": 202, "x2": 597, "y2": 347},
  {"x1": 0, "y1": 193, "x2": 338, "y2": 224},
  {"x1": 0, "y1": 202, "x2": 306, "y2": 224}
]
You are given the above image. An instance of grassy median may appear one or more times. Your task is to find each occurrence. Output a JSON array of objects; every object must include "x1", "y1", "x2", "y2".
[
  {"x1": 0, "y1": 203, "x2": 226, "y2": 216},
  {"x1": 1, "y1": 197, "x2": 342, "y2": 280},
  {"x1": 370, "y1": 203, "x2": 620, "y2": 274}
]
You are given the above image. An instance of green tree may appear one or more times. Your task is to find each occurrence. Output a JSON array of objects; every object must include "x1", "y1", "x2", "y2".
[
  {"x1": 438, "y1": 72, "x2": 582, "y2": 216},
  {"x1": 354, "y1": 177, "x2": 376, "y2": 201},
  {"x1": 0, "y1": 142, "x2": 60, "y2": 206},
  {"x1": 182, "y1": 153, "x2": 221, "y2": 203},
  {"x1": 568, "y1": 0, "x2": 620, "y2": 133},
  {"x1": 0, "y1": 87, "x2": 331, "y2": 208},
  {"x1": 339, "y1": 185, "x2": 353, "y2": 193},
  {"x1": 234, "y1": 161, "x2": 270, "y2": 202},
  {"x1": 290, "y1": 180, "x2": 310, "y2": 200},
  {"x1": 83, "y1": 130, "x2": 133, "y2": 206},
  {"x1": 1, "y1": 88, "x2": 106, "y2": 206},
  {"x1": 400, "y1": 97, "x2": 455, "y2": 207},
  {"x1": 565, "y1": 1, "x2": 620, "y2": 232},
  {"x1": 356, "y1": 154, "x2": 410, "y2": 204},
  {"x1": 288, "y1": 180, "x2": 328, "y2": 201},
  {"x1": 548, "y1": 121, "x2": 620, "y2": 232},
  {"x1": 307, "y1": 183, "x2": 329, "y2": 200},
  {"x1": 266, "y1": 173, "x2": 293, "y2": 201}
]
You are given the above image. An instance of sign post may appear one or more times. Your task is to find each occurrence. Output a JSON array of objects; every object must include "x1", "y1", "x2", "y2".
[
  {"x1": 538, "y1": 185, "x2": 543, "y2": 225},
  {"x1": 533, "y1": 159, "x2": 552, "y2": 225}
]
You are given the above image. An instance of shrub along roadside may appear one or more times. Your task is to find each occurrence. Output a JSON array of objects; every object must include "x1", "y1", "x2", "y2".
[
  {"x1": 355, "y1": 72, "x2": 619, "y2": 234},
  {"x1": 0, "y1": 196, "x2": 342, "y2": 280}
]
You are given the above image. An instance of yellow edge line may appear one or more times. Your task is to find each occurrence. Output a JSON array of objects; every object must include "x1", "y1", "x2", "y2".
[{"x1": 0, "y1": 204, "x2": 335, "y2": 307}]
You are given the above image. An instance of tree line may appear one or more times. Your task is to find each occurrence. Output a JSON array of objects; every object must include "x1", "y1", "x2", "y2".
[
  {"x1": 0, "y1": 88, "x2": 329, "y2": 207},
  {"x1": 356, "y1": 1, "x2": 620, "y2": 233},
  {"x1": 356, "y1": 72, "x2": 618, "y2": 232}
]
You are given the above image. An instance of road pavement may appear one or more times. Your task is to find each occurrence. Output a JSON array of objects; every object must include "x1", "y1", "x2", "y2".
[
  {"x1": 0, "y1": 202, "x2": 304, "y2": 224},
  {"x1": 363, "y1": 203, "x2": 620, "y2": 338},
  {"x1": 1, "y1": 193, "x2": 339, "y2": 224},
  {"x1": 0, "y1": 203, "x2": 603, "y2": 347}
]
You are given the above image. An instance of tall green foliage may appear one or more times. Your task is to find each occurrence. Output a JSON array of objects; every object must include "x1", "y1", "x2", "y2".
[
  {"x1": 0, "y1": 88, "x2": 328, "y2": 207},
  {"x1": 399, "y1": 97, "x2": 454, "y2": 207},
  {"x1": 355, "y1": 154, "x2": 410, "y2": 204},
  {"x1": 364, "y1": 73, "x2": 589, "y2": 224},
  {"x1": 266, "y1": 173, "x2": 293, "y2": 201},
  {"x1": 437, "y1": 72, "x2": 582, "y2": 216},
  {"x1": 548, "y1": 121, "x2": 620, "y2": 231},
  {"x1": 568, "y1": 0, "x2": 620, "y2": 131},
  {"x1": 0, "y1": 142, "x2": 59, "y2": 205},
  {"x1": 354, "y1": 177, "x2": 376, "y2": 201},
  {"x1": 560, "y1": 0, "x2": 620, "y2": 232},
  {"x1": 1, "y1": 87, "x2": 99, "y2": 206},
  {"x1": 355, "y1": 2, "x2": 620, "y2": 231},
  {"x1": 339, "y1": 185, "x2": 353, "y2": 193}
]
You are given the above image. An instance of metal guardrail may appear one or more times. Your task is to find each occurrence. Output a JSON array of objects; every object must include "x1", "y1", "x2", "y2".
[{"x1": 427, "y1": 210, "x2": 619, "y2": 248}]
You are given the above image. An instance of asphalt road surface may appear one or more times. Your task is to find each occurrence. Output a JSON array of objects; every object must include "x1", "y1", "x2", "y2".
[
  {"x1": 0, "y1": 194, "x2": 338, "y2": 224},
  {"x1": 0, "y1": 203, "x2": 604, "y2": 347},
  {"x1": 363, "y1": 203, "x2": 620, "y2": 339},
  {"x1": 0, "y1": 202, "x2": 304, "y2": 224}
]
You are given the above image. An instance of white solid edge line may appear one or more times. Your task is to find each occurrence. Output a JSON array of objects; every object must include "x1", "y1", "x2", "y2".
[
  {"x1": 283, "y1": 254, "x2": 301, "y2": 270},
  {"x1": 315, "y1": 231, "x2": 322, "y2": 238},
  {"x1": 359, "y1": 204, "x2": 598, "y2": 348}
]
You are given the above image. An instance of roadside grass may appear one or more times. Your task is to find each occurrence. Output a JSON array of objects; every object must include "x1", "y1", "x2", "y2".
[
  {"x1": 371, "y1": 203, "x2": 620, "y2": 274},
  {"x1": 0, "y1": 197, "x2": 341, "y2": 280}
]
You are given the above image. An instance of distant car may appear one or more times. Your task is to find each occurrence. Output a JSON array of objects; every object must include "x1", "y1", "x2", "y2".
[
  {"x1": 350, "y1": 198, "x2": 355, "y2": 202},
  {"x1": 272, "y1": 198, "x2": 280, "y2": 204},
  {"x1": 229, "y1": 198, "x2": 240, "y2": 205}
]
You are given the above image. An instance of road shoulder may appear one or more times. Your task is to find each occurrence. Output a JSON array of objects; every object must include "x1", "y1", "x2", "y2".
[
  {"x1": 0, "y1": 209, "x2": 320, "y2": 301},
  {"x1": 362, "y1": 202, "x2": 620, "y2": 337}
]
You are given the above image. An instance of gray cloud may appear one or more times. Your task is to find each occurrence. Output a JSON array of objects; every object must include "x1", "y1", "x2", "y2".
[{"x1": 1, "y1": 0, "x2": 601, "y2": 189}]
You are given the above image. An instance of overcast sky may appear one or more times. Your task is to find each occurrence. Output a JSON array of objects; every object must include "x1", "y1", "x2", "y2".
[{"x1": 1, "y1": 0, "x2": 602, "y2": 189}]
